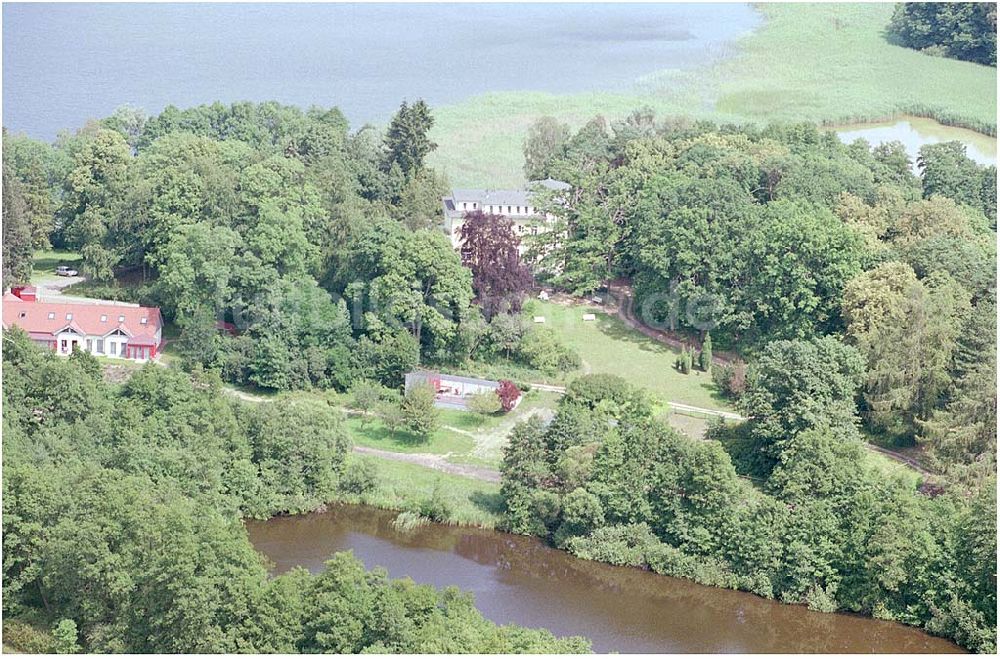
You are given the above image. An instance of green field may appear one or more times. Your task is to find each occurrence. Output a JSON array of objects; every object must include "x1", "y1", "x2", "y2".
[
  {"x1": 29, "y1": 249, "x2": 82, "y2": 285},
  {"x1": 333, "y1": 455, "x2": 504, "y2": 528},
  {"x1": 525, "y1": 299, "x2": 732, "y2": 411},
  {"x1": 428, "y1": 3, "x2": 997, "y2": 187},
  {"x1": 343, "y1": 388, "x2": 561, "y2": 468}
]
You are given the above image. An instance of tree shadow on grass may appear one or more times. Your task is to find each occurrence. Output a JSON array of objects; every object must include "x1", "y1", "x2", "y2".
[
  {"x1": 469, "y1": 490, "x2": 506, "y2": 517},
  {"x1": 592, "y1": 313, "x2": 678, "y2": 356},
  {"x1": 352, "y1": 423, "x2": 431, "y2": 450}
]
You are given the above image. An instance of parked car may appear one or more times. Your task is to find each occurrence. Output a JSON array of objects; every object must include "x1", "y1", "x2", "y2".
[{"x1": 56, "y1": 265, "x2": 78, "y2": 277}]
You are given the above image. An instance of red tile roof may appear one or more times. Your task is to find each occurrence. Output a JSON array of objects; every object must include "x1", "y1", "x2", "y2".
[{"x1": 2, "y1": 296, "x2": 162, "y2": 341}]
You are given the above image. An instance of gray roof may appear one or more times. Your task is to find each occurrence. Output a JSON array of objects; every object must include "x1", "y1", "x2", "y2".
[
  {"x1": 405, "y1": 369, "x2": 500, "y2": 389},
  {"x1": 446, "y1": 179, "x2": 569, "y2": 209},
  {"x1": 451, "y1": 188, "x2": 531, "y2": 207},
  {"x1": 530, "y1": 178, "x2": 572, "y2": 191}
]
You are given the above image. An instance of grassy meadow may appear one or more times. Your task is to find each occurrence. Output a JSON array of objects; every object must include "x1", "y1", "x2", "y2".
[
  {"x1": 333, "y1": 454, "x2": 504, "y2": 528},
  {"x1": 524, "y1": 298, "x2": 732, "y2": 411},
  {"x1": 29, "y1": 248, "x2": 82, "y2": 285},
  {"x1": 428, "y1": 3, "x2": 997, "y2": 188}
]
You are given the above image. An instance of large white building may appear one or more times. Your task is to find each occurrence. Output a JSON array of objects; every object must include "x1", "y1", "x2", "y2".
[
  {"x1": 441, "y1": 178, "x2": 571, "y2": 253},
  {"x1": 3, "y1": 287, "x2": 164, "y2": 361}
]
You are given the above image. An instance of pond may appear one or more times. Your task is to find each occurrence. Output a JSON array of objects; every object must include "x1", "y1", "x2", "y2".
[
  {"x1": 246, "y1": 503, "x2": 964, "y2": 654},
  {"x1": 834, "y1": 116, "x2": 996, "y2": 171}
]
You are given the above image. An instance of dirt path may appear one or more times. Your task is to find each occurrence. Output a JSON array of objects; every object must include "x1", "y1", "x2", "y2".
[
  {"x1": 352, "y1": 446, "x2": 500, "y2": 483},
  {"x1": 604, "y1": 283, "x2": 740, "y2": 366},
  {"x1": 867, "y1": 444, "x2": 935, "y2": 476}
]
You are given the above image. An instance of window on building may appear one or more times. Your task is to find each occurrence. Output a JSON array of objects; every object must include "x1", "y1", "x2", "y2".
[
  {"x1": 140, "y1": 318, "x2": 148, "y2": 325},
  {"x1": 507, "y1": 206, "x2": 512, "y2": 213},
  {"x1": 19, "y1": 311, "x2": 26, "y2": 318},
  {"x1": 86, "y1": 339, "x2": 92, "y2": 351},
  {"x1": 47, "y1": 312, "x2": 55, "y2": 320},
  {"x1": 96, "y1": 339, "x2": 104, "y2": 354},
  {"x1": 110, "y1": 342, "x2": 118, "y2": 356},
  {"x1": 118, "y1": 315, "x2": 125, "y2": 323},
  {"x1": 462, "y1": 202, "x2": 467, "y2": 210},
  {"x1": 66, "y1": 313, "x2": 73, "y2": 320},
  {"x1": 100, "y1": 314, "x2": 107, "y2": 322},
  {"x1": 516, "y1": 206, "x2": 521, "y2": 214}
]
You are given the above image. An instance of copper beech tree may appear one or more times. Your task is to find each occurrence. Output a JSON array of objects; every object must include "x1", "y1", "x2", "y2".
[{"x1": 459, "y1": 211, "x2": 534, "y2": 320}]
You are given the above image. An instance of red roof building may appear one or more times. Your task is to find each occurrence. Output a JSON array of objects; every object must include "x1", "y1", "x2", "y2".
[{"x1": 2, "y1": 289, "x2": 163, "y2": 361}]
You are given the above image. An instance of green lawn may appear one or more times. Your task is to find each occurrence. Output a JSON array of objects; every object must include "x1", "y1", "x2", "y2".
[
  {"x1": 30, "y1": 249, "x2": 82, "y2": 285},
  {"x1": 427, "y1": 4, "x2": 996, "y2": 188},
  {"x1": 333, "y1": 454, "x2": 504, "y2": 528},
  {"x1": 344, "y1": 414, "x2": 477, "y2": 456},
  {"x1": 343, "y1": 388, "x2": 561, "y2": 468},
  {"x1": 525, "y1": 299, "x2": 732, "y2": 411}
]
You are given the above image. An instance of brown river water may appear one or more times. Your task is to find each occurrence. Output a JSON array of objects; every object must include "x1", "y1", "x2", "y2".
[{"x1": 246, "y1": 504, "x2": 964, "y2": 654}]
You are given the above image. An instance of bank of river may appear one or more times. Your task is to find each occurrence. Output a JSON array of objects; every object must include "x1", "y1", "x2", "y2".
[
  {"x1": 833, "y1": 116, "x2": 997, "y2": 171},
  {"x1": 247, "y1": 503, "x2": 963, "y2": 654}
]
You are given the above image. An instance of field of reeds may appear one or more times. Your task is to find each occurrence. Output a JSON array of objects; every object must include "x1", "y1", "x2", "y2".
[{"x1": 427, "y1": 3, "x2": 997, "y2": 188}]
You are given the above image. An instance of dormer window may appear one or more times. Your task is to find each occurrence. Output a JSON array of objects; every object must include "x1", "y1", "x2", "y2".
[
  {"x1": 140, "y1": 318, "x2": 148, "y2": 325},
  {"x1": 19, "y1": 311, "x2": 26, "y2": 319},
  {"x1": 118, "y1": 315, "x2": 125, "y2": 323},
  {"x1": 65, "y1": 313, "x2": 72, "y2": 321},
  {"x1": 47, "y1": 312, "x2": 55, "y2": 320},
  {"x1": 100, "y1": 314, "x2": 107, "y2": 322}
]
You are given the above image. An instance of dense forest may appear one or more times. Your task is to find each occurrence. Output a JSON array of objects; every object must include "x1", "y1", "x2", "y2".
[
  {"x1": 1, "y1": 332, "x2": 588, "y2": 653},
  {"x1": 2, "y1": 98, "x2": 997, "y2": 652},
  {"x1": 514, "y1": 114, "x2": 996, "y2": 650},
  {"x1": 2, "y1": 101, "x2": 577, "y2": 391},
  {"x1": 888, "y1": 2, "x2": 997, "y2": 66},
  {"x1": 500, "y1": 372, "x2": 996, "y2": 652}
]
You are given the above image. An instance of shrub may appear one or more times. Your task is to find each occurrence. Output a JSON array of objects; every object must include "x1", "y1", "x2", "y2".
[
  {"x1": 497, "y1": 379, "x2": 522, "y2": 411},
  {"x1": 712, "y1": 359, "x2": 747, "y2": 398},
  {"x1": 401, "y1": 382, "x2": 439, "y2": 437},
  {"x1": 419, "y1": 480, "x2": 452, "y2": 522},
  {"x1": 338, "y1": 457, "x2": 379, "y2": 495},
  {"x1": 377, "y1": 400, "x2": 406, "y2": 434},
  {"x1": 468, "y1": 390, "x2": 502, "y2": 415},
  {"x1": 518, "y1": 326, "x2": 581, "y2": 374}
]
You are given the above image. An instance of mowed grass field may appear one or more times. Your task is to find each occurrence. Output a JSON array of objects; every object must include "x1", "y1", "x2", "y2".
[
  {"x1": 427, "y1": 3, "x2": 997, "y2": 188},
  {"x1": 30, "y1": 249, "x2": 82, "y2": 285},
  {"x1": 525, "y1": 299, "x2": 732, "y2": 412}
]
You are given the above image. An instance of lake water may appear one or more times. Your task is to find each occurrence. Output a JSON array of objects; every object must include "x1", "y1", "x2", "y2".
[
  {"x1": 247, "y1": 504, "x2": 964, "y2": 654},
  {"x1": 835, "y1": 117, "x2": 997, "y2": 170},
  {"x1": 2, "y1": 3, "x2": 761, "y2": 140}
]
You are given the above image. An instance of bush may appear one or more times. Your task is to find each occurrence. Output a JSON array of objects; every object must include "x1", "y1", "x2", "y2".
[
  {"x1": 338, "y1": 457, "x2": 379, "y2": 495},
  {"x1": 497, "y1": 379, "x2": 522, "y2": 412},
  {"x1": 518, "y1": 326, "x2": 581, "y2": 374},
  {"x1": 401, "y1": 382, "x2": 439, "y2": 437},
  {"x1": 468, "y1": 390, "x2": 502, "y2": 415},
  {"x1": 2, "y1": 620, "x2": 54, "y2": 653},
  {"x1": 419, "y1": 480, "x2": 452, "y2": 522},
  {"x1": 711, "y1": 359, "x2": 747, "y2": 398}
]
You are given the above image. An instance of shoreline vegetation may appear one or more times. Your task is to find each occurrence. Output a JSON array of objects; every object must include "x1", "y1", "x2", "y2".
[
  {"x1": 2, "y1": 1, "x2": 995, "y2": 654},
  {"x1": 428, "y1": 3, "x2": 997, "y2": 187}
]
